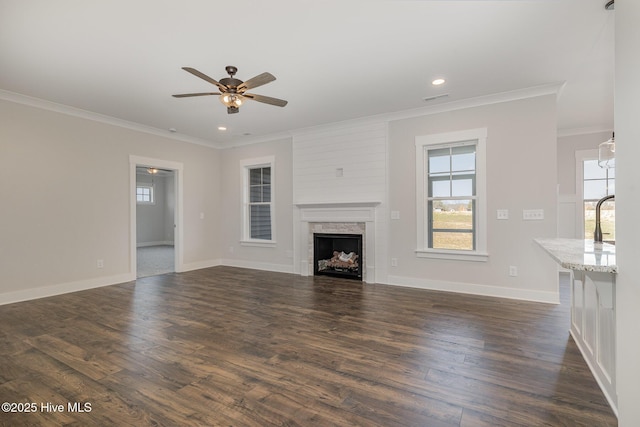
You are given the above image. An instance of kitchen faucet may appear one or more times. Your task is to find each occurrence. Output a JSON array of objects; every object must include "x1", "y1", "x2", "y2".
[{"x1": 594, "y1": 194, "x2": 615, "y2": 242}]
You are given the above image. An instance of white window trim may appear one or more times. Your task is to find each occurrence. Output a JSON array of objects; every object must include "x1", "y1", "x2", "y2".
[
  {"x1": 415, "y1": 128, "x2": 488, "y2": 262},
  {"x1": 575, "y1": 149, "x2": 596, "y2": 240},
  {"x1": 136, "y1": 184, "x2": 155, "y2": 205},
  {"x1": 240, "y1": 156, "x2": 276, "y2": 247},
  {"x1": 575, "y1": 148, "x2": 614, "y2": 240}
]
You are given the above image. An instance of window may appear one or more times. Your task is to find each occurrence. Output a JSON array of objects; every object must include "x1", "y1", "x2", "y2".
[
  {"x1": 241, "y1": 156, "x2": 276, "y2": 246},
  {"x1": 415, "y1": 128, "x2": 487, "y2": 261},
  {"x1": 583, "y1": 158, "x2": 615, "y2": 240},
  {"x1": 136, "y1": 185, "x2": 154, "y2": 204},
  {"x1": 249, "y1": 167, "x2": 272, "y2": 240}
]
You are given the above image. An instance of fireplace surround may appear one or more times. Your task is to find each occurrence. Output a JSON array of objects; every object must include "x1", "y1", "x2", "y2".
[{"x1": 294, "y1": 202, "x2": 380, "y2": 283}]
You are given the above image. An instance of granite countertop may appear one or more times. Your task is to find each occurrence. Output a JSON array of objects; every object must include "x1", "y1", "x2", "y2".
[{"x1": 534, "y1": 238, "x2": 617, "y2": 274}]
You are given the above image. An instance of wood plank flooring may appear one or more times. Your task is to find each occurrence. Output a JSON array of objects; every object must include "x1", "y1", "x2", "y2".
[{"x1": 0, "y1": 267, "x2": 617, "y2": 426}]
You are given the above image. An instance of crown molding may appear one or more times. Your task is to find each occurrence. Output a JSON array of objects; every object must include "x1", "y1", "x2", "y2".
[
  {"x1": 291, "y1": 82, "x2": 566, "y2": 138},
  {"x1": 219, "y1": 130, "x2": 294, "y2": 148},
  {"x1": 2, "y1": 82, "x2": 566, "y2": 149},
  {"x1": 557, "y1": 126, "x2": 614, "y2": 138},
  {"x1": 383, "y1": 81, "x2": 566, "y2": 123},
  {"x1": 0, "y1": 89, "x2": 222, "y2": 149}
]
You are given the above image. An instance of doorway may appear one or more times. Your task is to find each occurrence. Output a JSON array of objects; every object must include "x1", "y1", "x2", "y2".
[
  {"x1": 130, "y1": 156, "x2": 183, "y2": 278},
  {"x1": 136, "y1": 166, "x2": 175, "y2": 277}
]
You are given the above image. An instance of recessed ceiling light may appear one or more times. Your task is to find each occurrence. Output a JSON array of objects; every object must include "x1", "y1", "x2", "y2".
[
  {"x1": 432, "y1": 78, "x2": 446, "y2": 86},
  {"x1": 218, "y1": 126, "x2": 227, "y2": 131},
  {"x1": 168, "y1": 127, "x2": 177, "y2": 133}
]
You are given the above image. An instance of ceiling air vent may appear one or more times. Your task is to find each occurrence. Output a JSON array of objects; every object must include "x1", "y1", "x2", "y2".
[{"x1": 423, "y1": 94, "x2": 449, "y2": 102}]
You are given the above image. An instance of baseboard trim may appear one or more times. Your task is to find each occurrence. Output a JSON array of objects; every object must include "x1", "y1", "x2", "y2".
[
  {"x1": 136, "y1": 241, "x2": 175, "y2": 248},
  {"x1": 0, "y1": 266, "x2": 558, "y2": 307},
  {"x1": 221, "y1": 259, "x2": 295, "y2": 274},
  {"x1": 0, "y1": 272, "x2": 135, "y2": 306},
  {"x1": 180, "y1": 259, "x2": 223, "y2": 272},
  {"x1": 385, "y1": 275, "x2": 559, "y2": 304}
]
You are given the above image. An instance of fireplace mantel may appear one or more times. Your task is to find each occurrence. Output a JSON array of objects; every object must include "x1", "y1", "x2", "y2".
[
  {"x1": 296, "y1": 202, "x2": 380, "y2": 224},
  {"x1": 295, "y1": 201, "x2": 381, "y2": 209}
]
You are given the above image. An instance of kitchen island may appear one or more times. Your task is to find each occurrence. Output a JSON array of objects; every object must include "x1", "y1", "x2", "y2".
[{"x1": 535, "y1": 238, "x2": 617, "y2": 415}]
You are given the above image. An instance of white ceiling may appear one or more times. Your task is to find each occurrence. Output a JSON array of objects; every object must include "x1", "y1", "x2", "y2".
[{"x1": 0, "y1": 0, "x2": 615, "y2": 147}]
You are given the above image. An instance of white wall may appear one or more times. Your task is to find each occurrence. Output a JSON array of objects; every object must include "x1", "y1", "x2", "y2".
[
  {"x1": 614, "y1": 1, "x2": 640, "y2": 424},
  {"x1": 0, "y1": 88, "x2": 564, "y2": 307},
  {"x1": 387, "y1": 95, "x2": 559, "y2": 303},
  {"x1": 0, "y1": 99, "x2": 222, "y2": 303},
  {"x1": 219, "y1": 137, "x2": 294, "y2": 273},
  {"x1": 293, "y1": 122, "x2": 387, "y2": 204}
]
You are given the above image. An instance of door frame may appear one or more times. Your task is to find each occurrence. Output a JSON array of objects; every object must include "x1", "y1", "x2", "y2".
[{"x1": 130, "y1": 155, "x2": 184, "y2": 276}]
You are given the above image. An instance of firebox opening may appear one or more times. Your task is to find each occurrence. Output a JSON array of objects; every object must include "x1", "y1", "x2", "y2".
[{"x1": 313, "y1": 233, "x2": 363, "y2": 280}]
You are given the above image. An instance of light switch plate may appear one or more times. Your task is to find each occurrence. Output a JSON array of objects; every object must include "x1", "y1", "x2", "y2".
[
  {"x1": 497, "y1": 209, "x2": 509, "y2": 220},
  {"x1": 391, "y1": 211, "x2": 400, "y2": 220}
]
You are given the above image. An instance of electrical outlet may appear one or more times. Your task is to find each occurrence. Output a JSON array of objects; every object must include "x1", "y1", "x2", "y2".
[
  {"x1": 497, "y1": 209, "x2": 509, "y2": 220},
  {"x1": 391, "y1": 258, "x2": 398, "y2": 267},
  {"x1": 97, "y1": 259, "x2": 104, "y2": 269},
  {"x1": 523, "y1": 209, "x2": 544, "y2": 220},
  {"x1": 391, "y1": 211, "x2": 400, "y2": 220},
  {"x1": 509, "y1": 266, "x2": 518, "y2": 277}
]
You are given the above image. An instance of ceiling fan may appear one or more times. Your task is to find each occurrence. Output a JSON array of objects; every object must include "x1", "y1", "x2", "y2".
[
  {"x1": 136, "y1": 166, "x2": 173, "y2": 175},
  {"x1": 172, "y1": 65, "x2": 288, "y2": 114}
]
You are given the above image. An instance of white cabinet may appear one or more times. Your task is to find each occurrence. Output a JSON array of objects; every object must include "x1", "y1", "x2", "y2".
[
  {"x1": 571, "y1": 270, "x2": 616, "y2": 410},
  {"x1": 534, "y1": 238, "x2": 617, "y2": 415}
]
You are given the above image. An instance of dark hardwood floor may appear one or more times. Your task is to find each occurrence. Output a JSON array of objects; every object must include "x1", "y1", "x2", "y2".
[{"x1": 0, "y1": 267, "x2": 617, "y2": 426}]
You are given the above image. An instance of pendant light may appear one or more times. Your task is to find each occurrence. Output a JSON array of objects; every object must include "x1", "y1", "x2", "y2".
[{"x1": 598, "y1": 133, "x2": 615, "y2": 168}]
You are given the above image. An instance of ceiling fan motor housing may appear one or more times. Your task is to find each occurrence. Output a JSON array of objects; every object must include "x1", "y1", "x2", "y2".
[{"x1": 219, "y1": 77, "x2": 243, "y2": 89}]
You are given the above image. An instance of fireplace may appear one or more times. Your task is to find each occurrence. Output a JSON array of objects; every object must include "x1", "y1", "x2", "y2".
[
  {"x1": 314, "y1": 233, "x2": 363, "y2": 280},
  {"x1": 295, "y1": 202, "x2": 380, "y2": 283}
]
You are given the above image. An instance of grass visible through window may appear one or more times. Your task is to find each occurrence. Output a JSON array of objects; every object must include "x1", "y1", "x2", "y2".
[{"x1": 432, "y1": 210, "x2": 473, "y2": 250}]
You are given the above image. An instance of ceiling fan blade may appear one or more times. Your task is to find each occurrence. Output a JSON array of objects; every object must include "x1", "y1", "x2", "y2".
[
  {"x1": 244, "y1": 93, "x2": 288, "y2": 107},
  {"x1": 172, "y1": 92, "x2": 220, "y2": 98},
  {"x1": 237, "y1": 72, "x2": 276, "y2": 91},
  {"x1": 182, "y1": 67, "x2": 227, "y2": 91}
]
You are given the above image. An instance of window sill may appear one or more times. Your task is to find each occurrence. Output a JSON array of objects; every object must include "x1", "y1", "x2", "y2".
[
  {"x1": 240, "y1": 240, "x2": 277, "y2": 248},
  {"x1": 415, "y1": 249, "x2": 489, "y2": 262}
]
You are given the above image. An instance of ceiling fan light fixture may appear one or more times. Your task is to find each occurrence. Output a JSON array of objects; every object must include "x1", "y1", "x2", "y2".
[{"x1": 220, "y1": 93, "x2": 243, "y2": 108}]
